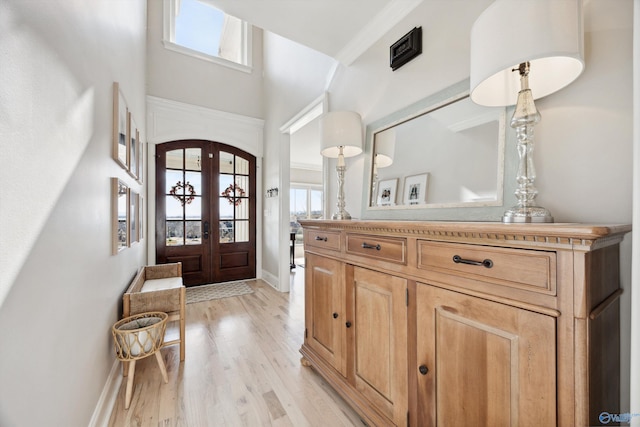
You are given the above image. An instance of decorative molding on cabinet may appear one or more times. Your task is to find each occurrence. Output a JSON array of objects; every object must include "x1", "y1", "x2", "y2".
[{"x1": 299, "y1": 220, "x2": 630, "y2": 250}]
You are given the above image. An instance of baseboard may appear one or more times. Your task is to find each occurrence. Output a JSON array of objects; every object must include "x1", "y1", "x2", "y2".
[
  {"x1": 88, "y1": 359, "x2": 122, "y2": 427},
  {"x1": 261, "y1": 269, "x2": 279, "y2": 291}
]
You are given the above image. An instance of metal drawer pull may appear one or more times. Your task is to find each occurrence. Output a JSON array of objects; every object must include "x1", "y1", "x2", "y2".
[
  {"x1": 361, "y1": 242, "x2": 381, "y2": 251},
  {"x1": 315, "y1": 236, "x2": 328, "y2": 242},
  {"x1": 452, "y1": 255, "x2": 493, "y2": 268}
]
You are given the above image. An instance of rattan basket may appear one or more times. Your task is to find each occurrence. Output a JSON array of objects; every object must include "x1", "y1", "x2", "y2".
[{"x1": 112, "y1": 311, "x2": 168, "y2": 361}]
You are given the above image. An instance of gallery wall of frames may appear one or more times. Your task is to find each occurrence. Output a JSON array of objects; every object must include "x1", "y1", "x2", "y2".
[{"x1": 111, "y1": 82, "x2": 144, "y2": 255}]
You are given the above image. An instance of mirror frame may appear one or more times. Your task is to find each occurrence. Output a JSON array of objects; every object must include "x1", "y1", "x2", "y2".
[{"x1": 360, "y1": 79, "x2": 517, "y2": 221}]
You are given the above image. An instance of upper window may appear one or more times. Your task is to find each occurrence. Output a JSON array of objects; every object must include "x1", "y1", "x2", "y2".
[{"x1": 163, "y1": 0, "x2": 252, "y2": 72}]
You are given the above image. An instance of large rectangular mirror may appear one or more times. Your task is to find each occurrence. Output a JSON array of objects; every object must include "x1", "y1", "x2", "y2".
[{"x1": 362, "y1": 80, "x2": 511, "y2": 221}]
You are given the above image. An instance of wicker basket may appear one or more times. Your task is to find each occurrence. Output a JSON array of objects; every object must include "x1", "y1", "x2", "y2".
[{"x1": 112, "y1": 312, "x2": 168, "y2": 361}]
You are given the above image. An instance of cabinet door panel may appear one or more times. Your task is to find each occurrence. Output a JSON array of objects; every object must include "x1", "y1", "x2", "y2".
[
  {"x1": 305, "y1": 253, "x2": 346, "y2": 375},
  {"x1": 353, "y1": 267, "x2": 408, "y2": 425},
  {"x1": 416, "y1": 284, "x2": 556, "y2": 427}
]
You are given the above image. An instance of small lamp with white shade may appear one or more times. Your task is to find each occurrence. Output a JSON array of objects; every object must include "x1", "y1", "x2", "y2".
[
  {"x1": 470, "y1": 0, "x2": 584, "y2": 223},
  {"x1": 320, "y1": 111, "x2": 363, "y2": 220}
]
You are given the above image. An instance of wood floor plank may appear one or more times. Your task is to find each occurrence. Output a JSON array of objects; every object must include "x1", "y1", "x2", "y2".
[{"x1": 108, "y1": 275, "x2": 363, "y2": 427}]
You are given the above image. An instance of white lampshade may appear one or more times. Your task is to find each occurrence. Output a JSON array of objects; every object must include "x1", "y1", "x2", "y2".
[
  {"x1": 374, "y1": 128, "x2": 395, "y2": 168},
  {"x1": 320, "y1": 111, "x2": 363, "y2": 158},
  {"x1": 470, "y1": 0, "x2": 584, "y2": 107}
]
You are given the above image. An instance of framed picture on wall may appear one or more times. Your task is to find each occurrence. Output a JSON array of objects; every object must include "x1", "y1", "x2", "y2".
[
  {"x1": 128, "y1": 112, "x2": 138, "y2": 180},
  {"x1": 403, "y1": 173, "x2": 429, "y2": 205},
  {"x1": 130, "y1": 190, "x2": 139, "y2": 244},
  {"x1": 111, "y1": 178, "x2": 129, "y2": 255},
  {"x1": 112, "y1": 82, "x2": 129, "y2": 170},
  {"x1": 376, "y1": 178, "x2": 398, "y2": 206},
  {"x1": 139, "y1": 195, "x2": 144, "y2": 240},
  {"x1": 137, "y1": 139, "x2": 144, "y2": 185}
]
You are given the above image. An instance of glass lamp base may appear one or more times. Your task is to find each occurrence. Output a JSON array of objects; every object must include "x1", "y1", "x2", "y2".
[
  {"x1": 332, "y1": 211, "x2": 352, "y2": 220},
  {"x1": 502, "y1": 206, "x2": 554, "y2": 223}
]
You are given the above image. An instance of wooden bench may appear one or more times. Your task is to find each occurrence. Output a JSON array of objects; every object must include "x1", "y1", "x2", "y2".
[{"x1": 122, "y1": 263, "x2": 185, "y2": 362}]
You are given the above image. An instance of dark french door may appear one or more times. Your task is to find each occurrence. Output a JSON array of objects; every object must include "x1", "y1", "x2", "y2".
[{"x1": 155, "y1": 140, "x2": 256, "y2": 286}]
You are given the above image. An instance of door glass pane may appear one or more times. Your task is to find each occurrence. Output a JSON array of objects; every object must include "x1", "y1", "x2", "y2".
[
  {"x1": 219, "y1": 200, "x2": 233, "y2": 219},
  {"x1": 218, "y1": 152, "x2": 251, "y2": 244},
  {"x1": 185, "y1": 220, "x2": 202, "y2": 245},
  {"x1": 164, "y1": 148, "x2": 202, "y2": 248},
  {"x1": 220, "y1": 151, "x2": 234, "y2": 174},
  {"x1": 166, "y1": 196, "x2": 184, "y2": 220},
  {"x1": 166, "y1": 221, "x2": 184, "y2": 246},
  {"x1": 185, "y1": 196, "x2": 201, "y2": 220},
  {"x1": 235, "y1": 220, "x2": 249, "y2": 242},
  {"x1": 219, "y1": 174, "x2": 233, "y2": 193},
  {"x1": 236, "y1": 156, "x2": 249, "y2": 175},
  {"x1": 220, "y1": 220, "x2": 234, "y2": 242},
  {"x1": 185, "y1": 171, "x2": 202, "y2": 195},
  {"x1": 185, "y1": 148, "x2": 202, "y2": 171},
  {"x1": 166, "y1": 149, "x2": 183, "y2": 169},
  {"x1": 235, "y1": 175, "x2": 249, "y2": 197},
  {"x1": 166, "y1": 170, "x2": 183, "y2": 193},
  {"x1": 235, "y1": 200, "x2": 248, "y2": 219}
]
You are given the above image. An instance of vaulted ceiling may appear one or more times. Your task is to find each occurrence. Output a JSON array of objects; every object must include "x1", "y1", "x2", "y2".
[
  {"x1": 198, "y1": 0, "x2": 428, "y2": 170},
  {"x1": 200, "y1": 0, "x2": 424, "y2": 64}
]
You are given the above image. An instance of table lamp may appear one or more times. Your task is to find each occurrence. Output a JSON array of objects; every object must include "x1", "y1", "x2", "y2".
[
  {"x1": 320, "y1": 111, "x2": 363, "y2": 220},
  {"x1": 470, "y1": 0, "x2": 584, "y2": 223}
]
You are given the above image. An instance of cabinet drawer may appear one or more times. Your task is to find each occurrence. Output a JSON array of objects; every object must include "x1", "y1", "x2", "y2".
[
  {"x1": 346, "y1": 234, "x2": 406, "y2": 264},
  {"x1": 304, "y1": 229, "x2": 341, "y2": 251},
  {"x1": 417, "y1": 240, "x2": 556, "y2": 295}
]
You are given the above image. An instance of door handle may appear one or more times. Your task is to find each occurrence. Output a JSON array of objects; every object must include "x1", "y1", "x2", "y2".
[{"x1": 203, "y1": 221, "x2": 210, "y2": 239}]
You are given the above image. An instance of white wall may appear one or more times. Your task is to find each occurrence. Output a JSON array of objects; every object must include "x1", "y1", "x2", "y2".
[
  {"x1": 0, "y1": 1, "x2": 147, "y2": 426},
  {"x1": 262, "y1": 32, "x2": 336, "y2": 288},
  {"x1": 146, "y1": 0, "x2": 263, "y2": 118}
]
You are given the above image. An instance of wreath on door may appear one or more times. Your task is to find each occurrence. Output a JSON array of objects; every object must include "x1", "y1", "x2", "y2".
[
  {"x1": 169, "y1": 181, "x2": 196, "y2": 206},
  {"x1": 222, "y1": 183, "x2": 246, "y2": 206}
]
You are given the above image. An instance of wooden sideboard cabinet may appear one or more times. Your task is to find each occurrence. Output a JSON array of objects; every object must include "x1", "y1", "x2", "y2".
[{"x1": 298, "y1": 220, "x2": 631, "y2": 427}]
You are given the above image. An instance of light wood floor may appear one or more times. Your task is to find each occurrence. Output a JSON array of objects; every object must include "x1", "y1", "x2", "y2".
[{"x1": 108, "y1": 269, "x2": 363, "y2": 426}]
